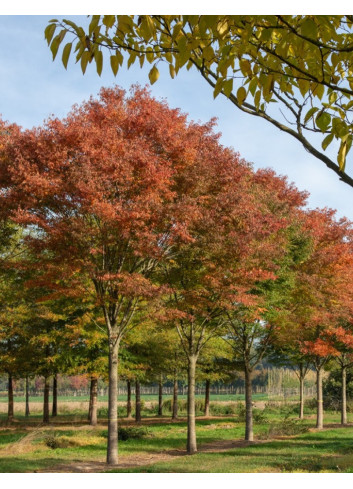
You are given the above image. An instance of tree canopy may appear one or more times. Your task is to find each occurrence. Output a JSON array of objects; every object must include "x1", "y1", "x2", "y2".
[{"x1": 45, "y1": 15, "x2": 353, "y2": 189}]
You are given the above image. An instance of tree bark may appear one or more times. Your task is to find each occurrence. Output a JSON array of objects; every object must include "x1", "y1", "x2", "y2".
[
  {"x1": 8, "y1": 373, "x2": 14, "y2": 422},
  {"x1": 187, "y1": 355, "x2": 197, "y2": 454},
  {"x1": 88, "y1": 375, "x2": 98, "y2": 426},
  {"x1": 106, "y1": 337, "x2": 120, "y2": 465},
  {"x1": 135, "y1": 380, "x2": 141, "y2": 423},
  {"x1": 126, "y1": 380, "x2": 132, "y2": 418},
  {"x1": 204, "y1": 379, "x2": 210, "y2": 417},
  {"x1": 25, "y1": 376, "x2": 30, "y2": 417},
  {"x1": 43, "y1": 376, "x2": 50, "y2": 424},
  {"x1": 299, "y1": 373, "x2": 304, "y2": 419},
  {"x1": 316, "y1": 366, "x2": 324, "y2": 429},
  {"x1": 172, "y1": 376, "x2": 178, "y2": 420},
  {"x1": 158, "y1": 376, "x2": 163, "y2": 416},
  {"x1": 244, "y1": 368, "x2": 254, "y2": 441},
  {"x1": 52, "y1": 374, "x2": 58, "y2": 417},
  {"x1": 341, "y1": 365, "x2": 347, "y2": 425}
]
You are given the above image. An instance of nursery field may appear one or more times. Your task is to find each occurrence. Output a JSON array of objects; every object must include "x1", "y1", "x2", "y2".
[{"x1": 1, "y1": 403, "x2": 353, "y2": 473}]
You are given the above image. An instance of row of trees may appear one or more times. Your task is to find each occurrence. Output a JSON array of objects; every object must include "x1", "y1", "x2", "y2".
[{"x1": 0, "y1": 86, "x2": 353, "y2": 464}]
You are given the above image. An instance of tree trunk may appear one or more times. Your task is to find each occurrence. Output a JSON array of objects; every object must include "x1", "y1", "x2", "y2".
[
  {"x1": 172, "y1": 376, "x2": 178, "y2": 420},
  {"x1": 135, "y1": 380, "x2": 141, "y2": 423},
  {"x1": 299, "y1": 374, "x2": 304, "y2": 420},
  {"x1": 126, "y1": 380, "x2": 132, "y2": 418},
  {"x1": 158, "y1": 376, "x2": 163, "y2": 416},
  {"x1": 43, "y1": 376, "x2": 50, "y2": 424},
  {"x1": 25, "y1": 376, "x2": 30, "y2": 417},
  {"x1": 88, "y1": 375, "x2": 98, "y2": 426},
  {"x1": 106, "y1": 337, "x2": 120, "y2": 465},
  {"x1": 341, "y1": 365, "x2": 347, "y2": 425},
  {"x1": 52, "y1": 374, "x2": 57, "y2": 417},
  {"x1": 204, "y1": 379, "x2": 210, "y2": 417},
  {"x1": 187, "y1": 355, "x2": 197, "y2": 454},
  {"x1": 244, "y1": 368, "x2": 254, "y2": 441},
  {"x1": 316, "y1": 366, "x2": 323, "y2": 429},
  {"x1": 8, "y1": 373, "x2": 14, "y2": 422}
]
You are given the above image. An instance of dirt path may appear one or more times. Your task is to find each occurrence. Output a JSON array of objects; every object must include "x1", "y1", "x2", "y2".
[{"x1": 37, "y1": 437, "x2": 265, "y2": 473}]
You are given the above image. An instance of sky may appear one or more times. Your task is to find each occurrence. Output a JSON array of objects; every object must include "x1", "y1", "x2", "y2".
[{"x1": 0, "y1": 14, "x2": 353, "y2": 222}]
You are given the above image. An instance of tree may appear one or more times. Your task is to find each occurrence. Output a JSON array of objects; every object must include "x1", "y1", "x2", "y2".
[
  {"x1": 46, "y1": 15, "x2": 353, "y2": 188},
  {"x1": 1, "y1": 86, "x2": 231, "y2": 464}
]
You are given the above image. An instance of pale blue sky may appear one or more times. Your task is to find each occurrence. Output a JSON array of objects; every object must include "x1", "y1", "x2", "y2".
[{"x1": 1, "y1": 14, "x2": 353, "y2": 221}]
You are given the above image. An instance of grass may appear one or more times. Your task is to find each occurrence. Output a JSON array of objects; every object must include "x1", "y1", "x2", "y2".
[{"x1": 0, "y1": 408, "x2": 352, "y2": 473}]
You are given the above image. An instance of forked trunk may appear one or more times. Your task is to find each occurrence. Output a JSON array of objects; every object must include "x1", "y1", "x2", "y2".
[
  {"x1": 316, "y1": 367, "x2": 323, "y2": 429},
  {"x1": 43, "y1": 376, "x2": 50, "y2": 424},
  {"x1": 135, "y1": 380, "x2": 141, "y2": 423},
  {"x1": 25, "y1": 376, "x2": 30, "y2": 417},
  {"x1": 8, "y1": 373, "x2": 14, "y2": 422},
  {"x1": 106, "y1": 337, "x2": 120, "y2": 465},
  {"x1": 341, "y1": 365, "x2": 347, "y2": 425},
  {"x1": 204, "y1": 379, "x2": 210, "y2": 417},
  {"x1": 52, "y1": 374, "x2": 58, "y2": 417},
  {"x1": 187, "y1": 355, "x2": 197, "y2": 454},
  {"x1": 126, "y1": 380, "x2": 132, "y2": 418},
  {"x1": 244, "y1": 368, "x2": 253, "y2": 441},
  {"x1": 172, "y1": 376, "x2": 178, "y2": 420},
  {"x1": 88, "y1": 375, "x2": 98, "y2": 426},
  {"x1": 299, "y1": 374, "x2": 304, "y2": 419},
  {"x1": 158, "y1": 376, "x2": 163, "y2": 416}
]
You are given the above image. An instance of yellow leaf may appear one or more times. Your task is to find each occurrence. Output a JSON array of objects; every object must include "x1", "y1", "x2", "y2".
[
  {"x1": 149, "y1": 65, "x2": 160, "y2": 85},
  {"x1": 237, "y1": 86, "x2": 247, "y2": 105}
]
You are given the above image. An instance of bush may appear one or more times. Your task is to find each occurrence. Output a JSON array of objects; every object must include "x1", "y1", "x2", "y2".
[
  {"x1": 209, "y1": 402, "x2": 237, "y2": 416},
  {"x1": 98, "y1": 406, "x2": 126, "y2": 418},
  {"x1": 234, "y1": 402, "x2": 268, "y2": 423},
  {"x1": 261, "y1": 418, "x2": 309, "y2": 439},
  {"x1": 117, "y1": 426, "x2": 149, "y2": 441},
  {"x1": 44, "y1": 433, "x2": 74, "y2": 449}
]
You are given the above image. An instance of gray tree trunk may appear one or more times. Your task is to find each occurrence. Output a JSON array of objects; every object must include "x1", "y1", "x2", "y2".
[
  {"x1": 106, "y1": 337, "x2": 120, "y2": 465},
  {"x1": 52, "y1": 374, "x2": 57, "y2": 417},
  {"x1": 88, "y1": 376, "x2": 98, "y2": 426},
  {"x1": 126, "y1": 380, "x2": 132, "y2": 418},
  {"x1": 204, "y1": 379, "x2": 210, "y2": 417},
  {"x1": 187, "y1": 355, "x2": 197, "y2": 454},
  {"x1": 25, "y1": 376, "x2": 30, "y2": 417},
  {"x1": 299, "y1": 374, "x2": 304, "y2": 419},
  {"x1": 244, "y1": 368, "x2": 253, "y2": 441},
  {"x1": 341, "y1": 365, "x2": 347, "y2": 425},
  {"x1": 43, "y1": 376, "x2": 50, "y2": 424},
  {"x1": 158, "y1": 376, "x2": 163, "y2": 416},
  {"x1": 316, "y1": 367, "x2": 323, "y2": 429},
  {"x1": 135, "y1": 380, "x2": 141, "y2": 423},
  {"x1": 8, "y1": 373, "x2": 14, "y2": 422},
  {"x1": 172, "y1": 376, "x2": 178, "y2": 420}
]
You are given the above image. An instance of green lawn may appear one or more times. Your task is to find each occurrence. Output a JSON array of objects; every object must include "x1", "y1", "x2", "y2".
[{"x1": 0, "y1": 409, "x2": 353, "y2": 473}]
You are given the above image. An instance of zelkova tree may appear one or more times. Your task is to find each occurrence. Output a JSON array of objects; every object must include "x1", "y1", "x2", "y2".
[
  {"x1": 47, "y1": 15, "x2": 353, "y2": 188},
  {"x1": 1, "y1": 86, "x2": 242, "y2": 464},
  {"x1": 282, "y1": 209, "x2": 353, "y2": 429},
  {"x1": 158, "y1": 147, "x2": 307, "y2": 451}
]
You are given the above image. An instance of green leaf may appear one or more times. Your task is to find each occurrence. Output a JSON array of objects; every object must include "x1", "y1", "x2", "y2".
[
  {"x1": 62, "y1": 42, "x2": 72, "y2": 69},
  {"x1": 223, "y1": 79, "x2": 233, "y2": 98},
  {"x1": 148, "y1": 65, "x2": 160, "y2": 85},
  {"x1": 103, "y1": 15, "x2": 115, "y2": 29},
  {"x1": 169, "y1": 64, "x2": 176, "y2": 79},
  {"x1": 213, "y1": 78, "x2": 223, "y2": 99},
  {"x1": 110, "y1": 55, "x2": 119, "y2": 76},
  {"x1": 236, "y1": 86, "x2": 247, "y2": 106},
  {"x1": 50, "y1": 35, "x2": 61, "y2": 60},
  {"x1": 337, "y1": 140, "x2": 347, "y2": 172},
  {"x1": 304, "y1": 107, "x2": 319, "y2": 124},
  {"x1": 44, "y1": 23, "x2": 56, "y2": 45},
  {"x1": 321, "y1": 133, "x2": 334, "y2": 151},
  {"x1": 95, "y1": 50, "x2": 103, "y2": 76},
  {"x1": 80, "y1": 51, "x2": 90, "y2": 74},
  {"x1": 315, "y1": 111, "x2": 331, "y2": 132}
]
